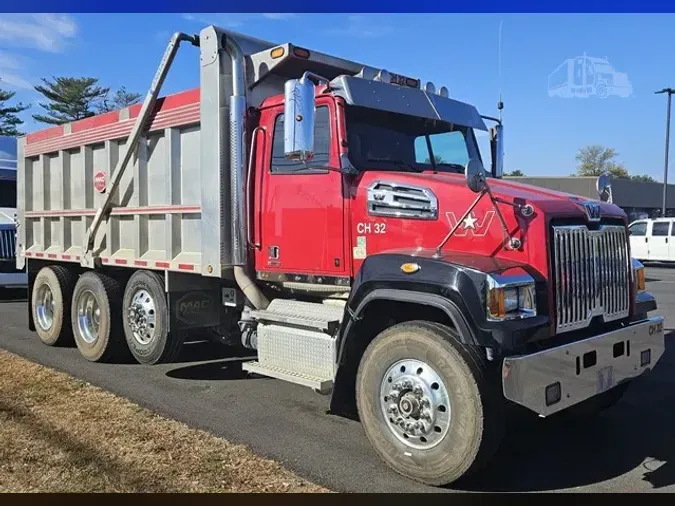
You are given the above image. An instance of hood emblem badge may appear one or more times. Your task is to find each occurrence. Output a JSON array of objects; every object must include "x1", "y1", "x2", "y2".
[{"x1": 578, "y1": 201, "x2": 602, "y2": 222}]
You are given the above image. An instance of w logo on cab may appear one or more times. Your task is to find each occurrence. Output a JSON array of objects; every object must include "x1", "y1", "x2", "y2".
[{"x1": 445, "y1": 211, "x2": 496, "y2": 238}]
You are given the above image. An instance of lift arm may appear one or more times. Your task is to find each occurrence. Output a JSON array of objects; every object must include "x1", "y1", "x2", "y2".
[{"x1": 81, "y1": 31, "x2": 199, "y2": 267}]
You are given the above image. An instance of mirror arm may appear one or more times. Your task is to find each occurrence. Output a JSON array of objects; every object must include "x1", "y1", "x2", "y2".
[
  {"x1": 434, "y1": 176, "x2": 526, "y2": 258},
  {"x1": 493, "y1": 196, "x2": 534, "y2": 217},
  {"x1": 483, "y1": 183, "x2": 522, "y2": 250}
]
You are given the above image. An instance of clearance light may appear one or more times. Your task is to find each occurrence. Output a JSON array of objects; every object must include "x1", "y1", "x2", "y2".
[
  {"x1": 425, "y1": 81, "x2": 436, "y2": 94},
  {"x1": 438, "y1": 86, "x2": 449, "y2": 98},
  {"x1": 293, "y1": 47, "x2": 310, "y2": 59},
  {"x1": 271, "y1": 47, "x2": 285, "y2": 59},
  {"x1": 405, "y1": 78, "x2": 419, "y2": 88},
  {"x1": 400, "y1": 263, "x2": 420, "y2": 274}
]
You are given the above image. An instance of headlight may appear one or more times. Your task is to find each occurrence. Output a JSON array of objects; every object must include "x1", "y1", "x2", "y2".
[
  {"x1": 486, "y1": 273, "x2": 537, "y2": 321},
  {"x1": 632, "y1": 258, "x2": 646, "y2": 293}
]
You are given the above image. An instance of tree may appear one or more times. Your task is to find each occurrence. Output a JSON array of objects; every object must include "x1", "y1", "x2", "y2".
[
  {"x1": 0, "y1": 87, "x2": 29, "y2": 137},
  {"x1": 33, "y1": 77, "x2": 109, "y2": 125},
  {"x1": 629, "y1": 174, "x2": 657, "y2": 183},
  {"x1": 98, "y1": 86, "x2": 142, "y2": 113},
  {"x1": 425, "y1": 154, "x2": 446, "y2": 165},
  {"x1": 574, "y1": 145, "x2": 629, "y2": 178},
  {"x1": 504, "y1": 169, "x2": 525, "y2": 176}
]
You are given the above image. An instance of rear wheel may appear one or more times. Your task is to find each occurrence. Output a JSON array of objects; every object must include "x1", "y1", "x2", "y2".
[
  {"x1": 31, "y1": 265, "x2": 76, "y2": 346},
  {"x1": 122, "y1": 270, "x2": 182, "y2": 364},
  {"x1": 356, "y1": 321, "x2": 504, "y2": 486},
  {"x1": 71, "y1": 271, "x2": 126, "y2": 362}
]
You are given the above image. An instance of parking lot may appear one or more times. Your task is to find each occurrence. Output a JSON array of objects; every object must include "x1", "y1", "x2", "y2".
[{"x1": 0, "y1": 266, "x2": 674, "y2": 493}]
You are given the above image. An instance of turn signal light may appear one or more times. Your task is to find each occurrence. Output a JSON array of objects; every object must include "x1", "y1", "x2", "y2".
[
  {"x1": 636, "y1": 267, "x2": 646, "y2": 292},
  {"x1": 271, "y1": 47, "x2": 285, "y2": 59},
  {"x1": 488, "y1": 288, "x2": 506, "y2": 319}
]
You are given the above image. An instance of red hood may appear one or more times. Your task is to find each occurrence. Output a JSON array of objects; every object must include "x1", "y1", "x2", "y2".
[{"x1": 397, "y1": 171, "x2": 626, "y2": 221}]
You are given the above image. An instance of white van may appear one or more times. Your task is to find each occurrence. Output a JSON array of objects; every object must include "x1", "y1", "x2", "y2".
[{"x1": 628, "y1": 218, "x2": 675, "y2": 262}]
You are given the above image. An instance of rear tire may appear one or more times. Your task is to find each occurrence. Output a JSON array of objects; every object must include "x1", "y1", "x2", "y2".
[
  {"x1": 31, "y1": 265, "x2": 76, "y2": 346},
  {"x1": 122, "y1": 270, "x2": 182, "y2": 364},
  {"x1": 356, "y1": 321, "x2": 504, "y2": 486},
  {"x1": 71, "y1": 271, "x2": 126, "y2": 362}
]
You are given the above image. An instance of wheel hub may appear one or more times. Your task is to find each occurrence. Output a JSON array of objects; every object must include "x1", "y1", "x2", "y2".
[
  {"x1": 36, "y1": 284, "x2": 55, "y2": 331},
  {"x1": 127, "y1": 289, "x2": 156, "y2": 345},
  {"x1": 380, "y1": 359, "x2": 451, "y2": 450}
]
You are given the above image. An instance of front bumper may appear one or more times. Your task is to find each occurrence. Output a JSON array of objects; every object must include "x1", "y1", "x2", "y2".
[
  {"x1": 0, "y1": 272, "x2": 27, "y2": 288},
  {"x1": 502, "y1": 316, "x2": 665, "y2": 416}
]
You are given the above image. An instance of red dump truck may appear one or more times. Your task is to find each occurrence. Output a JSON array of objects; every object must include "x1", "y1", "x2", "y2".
[{"x1": 16, "y1": 25, "x2": 664, "y2": 486}]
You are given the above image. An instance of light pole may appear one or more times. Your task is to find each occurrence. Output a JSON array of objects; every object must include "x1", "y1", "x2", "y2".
[{"x1": 656, "y1": 88, "x2": 674, "y2": 216}]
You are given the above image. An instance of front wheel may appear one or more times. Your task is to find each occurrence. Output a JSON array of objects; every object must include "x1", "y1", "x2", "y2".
[{"x1": 356, "y1": 321, "x2": 504, "y2": 486}]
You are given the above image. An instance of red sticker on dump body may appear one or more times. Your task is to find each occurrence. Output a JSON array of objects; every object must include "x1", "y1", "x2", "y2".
[{"x1": 94, "y1": 171, "x2": 107, "y2": 193}]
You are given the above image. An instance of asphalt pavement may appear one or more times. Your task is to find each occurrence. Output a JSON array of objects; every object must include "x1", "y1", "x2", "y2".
[{"x1": 1, "y1": 267, "x2": 675, "y2": 493}]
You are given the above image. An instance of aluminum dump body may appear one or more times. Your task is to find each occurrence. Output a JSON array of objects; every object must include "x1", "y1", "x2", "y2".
[{"x1": 17, "y1": 89, "x2": 204, "y2": 274}]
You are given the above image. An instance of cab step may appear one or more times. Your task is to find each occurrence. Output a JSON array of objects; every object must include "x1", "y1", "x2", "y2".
[{"x1": 242, "y1": 299, "x2": 344, "y2": 393}]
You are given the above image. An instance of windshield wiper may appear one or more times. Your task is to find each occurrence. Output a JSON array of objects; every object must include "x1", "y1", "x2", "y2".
[
  {"x1": 367, "y1": 157, "x2": 424, "y2": 173},
  {"x1": 435, "y1": 162, "x2": 466, "y2": 173}
]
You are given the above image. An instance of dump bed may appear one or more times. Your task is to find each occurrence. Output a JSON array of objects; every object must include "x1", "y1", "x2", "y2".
[{"x1": 17, "y1": 88, "x2": 203, "y2": 274}]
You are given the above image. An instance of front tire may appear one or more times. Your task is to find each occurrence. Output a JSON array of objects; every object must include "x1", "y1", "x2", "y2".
[
  {"x1": 356, "y1": 321, "x2": 504, "y2": 486},
  {"x1": 71, "y1": 271, "x2": 126, "y2": 362},
  {"x1": 31, "y1": 265, "x2": 76, "y2": 346},
  {"x1": 122, "y1": 270, "x2": 182, "y2": 364}
]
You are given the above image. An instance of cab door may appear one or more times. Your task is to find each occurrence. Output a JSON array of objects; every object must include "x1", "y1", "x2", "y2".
[{"x1": 254, "y1": 98, "x2": 348, "y2": 279}]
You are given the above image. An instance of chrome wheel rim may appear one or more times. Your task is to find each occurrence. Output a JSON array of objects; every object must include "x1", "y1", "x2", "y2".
[
  {"x1": 380, "y1": 359, "x2": 451, "y2": 450},
  {"x1": 36, "y1": 284, "x2": 55, "y2": 331},
  {"x1": 127, "y1": 289, "x2": 157, "y2": 345},
  {"x1": 77, "y1": 290, "x2": 101, "y2": 344}
]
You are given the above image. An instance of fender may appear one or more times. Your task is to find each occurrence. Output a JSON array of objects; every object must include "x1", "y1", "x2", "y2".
[{"x1": 329, "y1": 250, "x2": 549, "y2": 416}]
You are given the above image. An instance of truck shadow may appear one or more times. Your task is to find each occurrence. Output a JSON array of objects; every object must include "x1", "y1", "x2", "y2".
[
  {"x1": 458, "y1": 329, "x2": 675, "y2": 492},
  {"x1": 165, "y1": 340, "x2": 258, "y2": 382}
]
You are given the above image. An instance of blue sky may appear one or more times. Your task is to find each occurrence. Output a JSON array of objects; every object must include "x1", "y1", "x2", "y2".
[{"x1": 1, "y1": 13, "x2": 674, "y2": 180}]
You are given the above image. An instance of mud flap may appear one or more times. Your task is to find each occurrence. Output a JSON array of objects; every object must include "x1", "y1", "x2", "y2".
[{"x1": 168, "y1": 289, "x2": 221, "y2": 332}]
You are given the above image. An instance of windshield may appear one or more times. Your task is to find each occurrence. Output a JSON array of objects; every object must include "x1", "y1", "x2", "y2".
[{"x1": 345, "y1": 105, "x2": 484, "y2": 174}]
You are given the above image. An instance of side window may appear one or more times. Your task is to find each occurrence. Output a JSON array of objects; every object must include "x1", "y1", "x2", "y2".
[
  {"x1": 629, "y1": 222, "x2": 647, "y2": 236},
  {"x1": 270, "y1": 106, "x2": 331, "y2": 174},
  {"x1": 414, "y1": 131, "x2": 469, "y2": 167},
  {"x1": 652, "y1": 222, "x2": 670, "y2": 236}
]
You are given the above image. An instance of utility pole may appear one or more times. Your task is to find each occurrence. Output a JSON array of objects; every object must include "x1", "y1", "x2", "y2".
[{"x1": 656, "y1": 88, "x2": 674, "y2": 216}]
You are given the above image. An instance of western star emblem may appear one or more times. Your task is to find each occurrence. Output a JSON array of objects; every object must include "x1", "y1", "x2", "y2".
[{"x1": 445, "y1": 211, "x2": 495, "y2": 237}]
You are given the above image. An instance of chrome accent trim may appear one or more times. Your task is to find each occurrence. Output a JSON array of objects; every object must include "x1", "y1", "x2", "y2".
[
  {"x1": 503, "y1": 316, "x2": 665, "y2": 416},
  {"x1": 553, "y1": 225, "x2": 630, "y2": 334},
  {"x1": 366, "y1": 180, "x2": 438, "y2": 220},
  {"x1": 486, "y1": 273, "x2": 537, "y2": 321},
  {"x1": 0, "y1": 224, "x2": 16, "y2": 260}
]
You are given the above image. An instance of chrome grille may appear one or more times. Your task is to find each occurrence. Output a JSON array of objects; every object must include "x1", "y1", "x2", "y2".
[
  {"x1": 0, "y1": 225, "x2": 16, "y2": 260},
  {"x1": 553, "y1": 225, "x2": 630, "y2": 334}
]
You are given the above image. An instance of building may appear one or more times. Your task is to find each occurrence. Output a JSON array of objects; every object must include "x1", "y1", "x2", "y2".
[{"x1": 507, "y1": 176, "x2": 675, "y2": 222}]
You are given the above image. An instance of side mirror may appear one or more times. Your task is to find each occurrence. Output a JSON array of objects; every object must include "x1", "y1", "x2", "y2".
[
  {"x1": 465, "y1": 157, "x2": 487, "y2": 193},
  {"x1": 596, "y1": 172, "x2": 612, "y2": 203},
  {"x1": 489, "y1": 124, "x2": 504, "y2": 178},
  {"x1": 284, "y1": 76, "x2": 316, "y2": 162}
]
